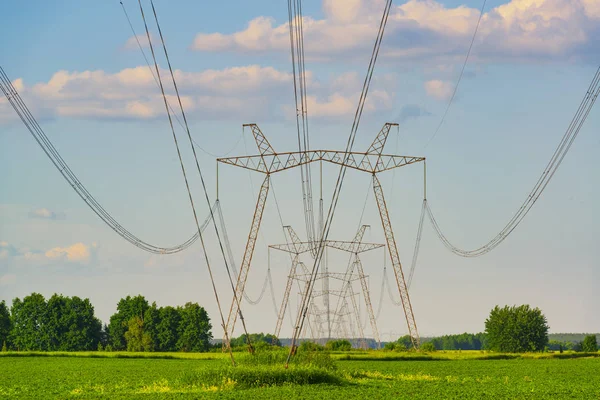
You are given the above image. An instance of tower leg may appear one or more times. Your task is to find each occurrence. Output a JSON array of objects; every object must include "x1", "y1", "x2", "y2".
[
  {"x1": 274, "y1": 255, "x2": 299, "y2": 339},
  {"x1": 347, "y1": 265, "x2": 367, "y2": 349},
  {"x1": 224, "y1": 175, "x2": 270, "y2": 347},
  {"x1": 372, "y1": 174, "x2": 420, "y2": 349},
  {"x1": 354, "y1": 254, "x2": 382, "y2": 349}
]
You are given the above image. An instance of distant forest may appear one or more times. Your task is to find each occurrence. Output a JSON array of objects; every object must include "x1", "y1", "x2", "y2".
[
  {"x1": 408, "y1": 333, "x2": 600, "y2": 351},
  {"x1": 269, "y1": 333, "x2": 600, "y2": 351}
]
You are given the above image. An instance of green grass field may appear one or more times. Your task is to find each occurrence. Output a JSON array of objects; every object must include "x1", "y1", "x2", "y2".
[{"x1": 1, "y1": 351, "x2": 599, "y2": 399}]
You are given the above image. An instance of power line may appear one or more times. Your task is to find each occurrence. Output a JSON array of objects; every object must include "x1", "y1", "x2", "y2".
[
  {"x1": 287, "y1": 0, "x2": 317, "y2": 256},
  {"x1": 424, "y1": 0, "x2": 487, "y2": 149},
  {"x1": 407, "y1": 199, "x2": 426, "y2": 289},
  {"x1": 119, "y1": 1, "x2": 243, "y2": 159},
  {"x1": 287, "y1": 0, "x2": 393, "y2": 366},
  {"x1": 136, "y1": 0, "x2": 244, "y2": 363},
  {"x1": 0, "y1": 66, "x2": 205, "y2": 254},
  {"x1": 145, "y1": 0, "x2": 255, "y2": 354},
  {"x1": 427, "y1": 66, "x2": 600, "y2": 257}
]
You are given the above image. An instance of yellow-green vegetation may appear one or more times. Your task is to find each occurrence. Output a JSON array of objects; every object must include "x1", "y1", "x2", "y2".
[{"x1": 1, "y1": 350, "x2": 599, "y2": 398}]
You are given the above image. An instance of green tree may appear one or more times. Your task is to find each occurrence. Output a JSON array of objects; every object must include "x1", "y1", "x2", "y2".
[
  {"x1": 141, "y1": 303, "x2": 159, "y2": 352},
  {"x1": 582, "y1": 335, "x2": 598, "y2": 352},
  {"x1": 383, "y1": 342, "x2": 396, "y2": 351},
  {"x1": 0, "y1": 300, "x2": 11, "y2": 349},
  {"x1": 429, "y1": 332, "x2": 487, "y2": 350},
  {"x1": 10, "y1": 293, "x2": 48, "y2": 351},
  {"x1": 155, "y1": 306, "x2": 181, "y2": 352},
  {"x1": 107, "y1": 295, "x2": 149, "y2": 350},
  {"x1": 298, "y1": 341, "x2": 324, "y2": 352},
  {"x1": 44, "y1": 295, "x2": 102, "y2": 351},
  {"x1": 325, "y1": 339, "x2": 352, "y2": 351},
  {"x1": 485, "y1": 305, "x2": 549, "y2": 352},
  {"x1": 397, "y1": 335, "x2": 413, "y2": 349},
  {"x1": 44, "y1": 294, "x2": 69, "y2": 350},
  {"x1": 124, "y1": 316, "x2": 153, "y2": 352},
  {"x1": 421, "y1": 342, "x2": 436, "y2": 352},
  {"x1": 230, "y1": 332, "x2": 281, "y2": 348},
  {"x1": 64, "y1": 296, "x2": 102, "y2": 351},
  {"x1": 394, "y1": 342, "x2": 408, "y2": 352},
  {"x1": 177, "y1": 302, "x2": 212, "y2": 352}
]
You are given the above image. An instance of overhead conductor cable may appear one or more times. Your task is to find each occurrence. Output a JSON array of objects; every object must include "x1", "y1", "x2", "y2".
[{"x1": 0, "y1": 66, "x2": 208, "y2": 255}]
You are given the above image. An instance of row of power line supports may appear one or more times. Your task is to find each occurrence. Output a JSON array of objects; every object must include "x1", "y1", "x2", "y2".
[{"x1": 216, "y1": 122, "x2": 425, "y2": 350}]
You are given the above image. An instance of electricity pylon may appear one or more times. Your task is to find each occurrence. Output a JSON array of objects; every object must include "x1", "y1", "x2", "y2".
[
  {"x1": 269, "y1": 225, "x2": 383, "y2": 349},
  {"x1": 217, "y1": 123, "x2": 424, "y2": 349}
]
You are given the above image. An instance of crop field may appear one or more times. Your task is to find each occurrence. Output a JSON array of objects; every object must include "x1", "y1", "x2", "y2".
[{"x1": 1, "y1": 351, "x2": 599, "y2": 399}]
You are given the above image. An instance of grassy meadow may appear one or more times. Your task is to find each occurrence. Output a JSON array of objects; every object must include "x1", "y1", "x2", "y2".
[{"x1": 1, "y1": 350, "x2": 599, "y2": 399}]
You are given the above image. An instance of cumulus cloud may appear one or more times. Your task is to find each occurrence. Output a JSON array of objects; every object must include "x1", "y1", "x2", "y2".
[
  {"x1": 28, "y1": 208, "x2": 66, "y2": 220},
  {"x1": 45, "y1": 242, "x2": 96, "y2": 263},
  {"x1": 0, "y1": 65, "x2": 396, "y2": 123},
  {"x1": 0, "y1": 241, "x2": 97, "y2": 265},
  {"x1": 191, "y1": 0, "x2": 600, "y2": 63},
  {"x1": 424, "y1": 80, "x2": 453, "y2": 100}
]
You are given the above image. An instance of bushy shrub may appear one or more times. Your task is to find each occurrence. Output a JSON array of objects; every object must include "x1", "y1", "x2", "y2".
[
  {"x1": 582, "y1": 335, "x2": 598, "y2": 352},
  {"x1": 180, "y1": 364, "x2": 342, "y2": 389},
  {"x1": 325, "y1": 339, "x2": 352, "y2": 351},
  {"x1": 383, "y1": 342, "x2": 396, "y2": 351},
  {"x1": 383, "y1": 342, "x2": 408, "y2": 352},
  {"x1": 421, "y1": 342, "x2": 436, "y2": 352},
  {"x1": 298, "y1": 341, "x2": 324, "y2": 352},
  {"x1": 394, "y1": 342, "x2": 408, "y2": 352}
]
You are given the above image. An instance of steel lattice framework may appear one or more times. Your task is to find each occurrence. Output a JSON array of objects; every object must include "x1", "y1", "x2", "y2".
[
  {"x1": 218, "y1": 122, "x2": 424, "y2": 349},
  {"x1": 270, "y1": 225, "x2": 383, "y2": 348}
]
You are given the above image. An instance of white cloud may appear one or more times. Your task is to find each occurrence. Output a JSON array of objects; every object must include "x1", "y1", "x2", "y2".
[
  {"x1": 424, "y1": 79, "x2": 453, "y2": 100},
  {"x1": 0, "y1": 65, "x2": 396, "y2": 123},
  {"x1": 0, "y1": 241, "x2": 97, "y2": 265},
  {"x1": 45, "y1": 242, "x2": 95, "y2": 263},
  {"x1": 323, "y1": 0, "x2": 365, "y2": 23},
  {"x1": 191, "y1": 0, "x2": 600, "y2": 62}
]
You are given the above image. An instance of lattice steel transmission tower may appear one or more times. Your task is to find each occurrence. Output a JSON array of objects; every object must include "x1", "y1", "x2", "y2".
[
  {"x1": 217, "y1": 122, "x2": 424, "y2": 349},
  {"x1": 269, "y1": 225, "x2": 383, "y2": 348}
]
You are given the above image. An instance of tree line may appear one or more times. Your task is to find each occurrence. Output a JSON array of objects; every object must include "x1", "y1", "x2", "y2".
[
  {"x1": 0, "y1": 293, "x2": 212, "y2": 352},
  {"x1": 387, "y1": 305, "x2": 598, "y2": 353},
  {"x1": 228, "y1": 332, "x2": 281, "y2": 350}
]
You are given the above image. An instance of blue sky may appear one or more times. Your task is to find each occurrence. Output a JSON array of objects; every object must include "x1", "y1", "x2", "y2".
[{"x1": 1, "y1": 0, "x2": 599, "y2": 340}]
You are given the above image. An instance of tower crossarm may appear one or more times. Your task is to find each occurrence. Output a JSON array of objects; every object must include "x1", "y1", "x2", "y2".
[
  {"x1": 269, "y1": 242, "x2": 313, "y2": 254},
  {"x1": 269, "y1": 240, "x2": 383, "y2": 254},
  {"x1": 218, "y1": 151, "x2": 424, "y2": 174},
  {"x1": 310, "y1": 289, "x2": 359, "y2": 298},
  {"x1": 326, "y1": 241, "x2": 384, "y2": 254},
  {"x1": 292, "y1": 272, "x2": 362, "y2": 282}
]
